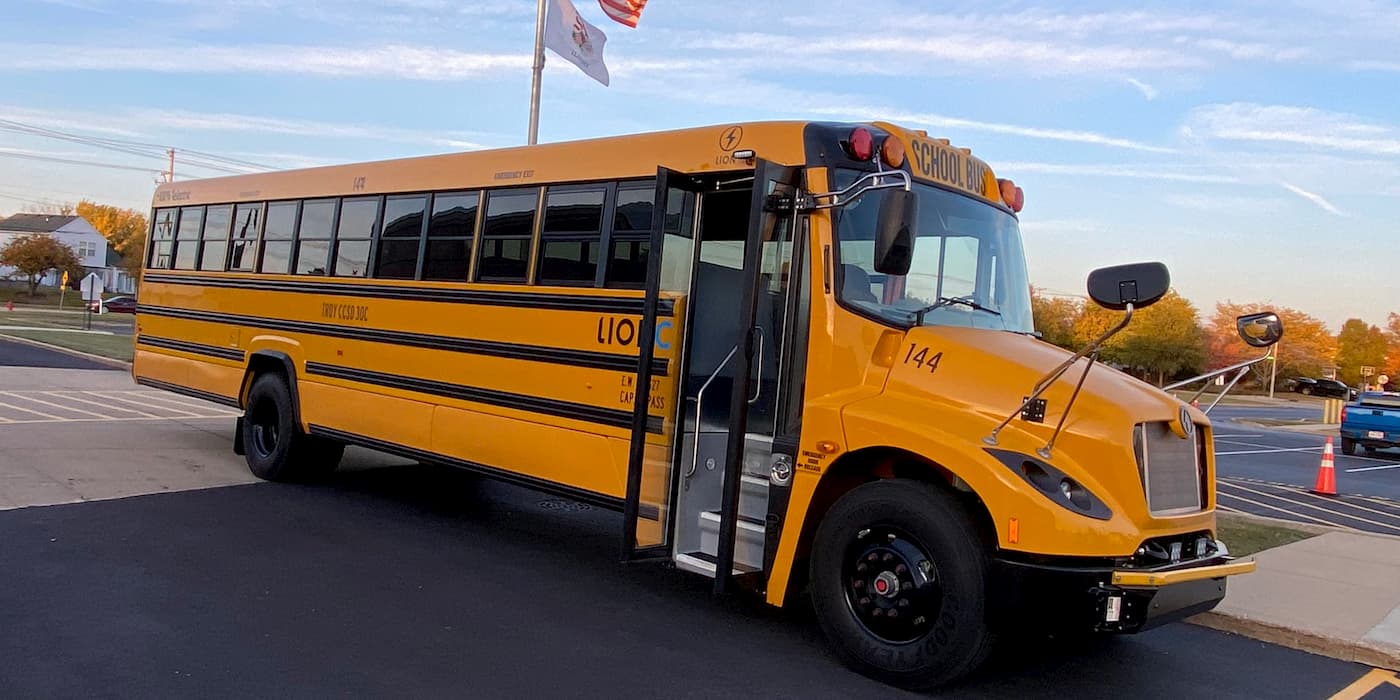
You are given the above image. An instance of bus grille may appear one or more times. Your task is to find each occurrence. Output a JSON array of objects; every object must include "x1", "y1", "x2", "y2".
[{"x1": 1133, "y1": 422, "x2": 1204, "y2": 516}]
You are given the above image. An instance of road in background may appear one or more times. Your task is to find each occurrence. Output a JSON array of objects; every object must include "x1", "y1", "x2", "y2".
[
  {"x1": 0, "y1": 337, "x2": 115, "y2": 370},
  {"x1": 1210, "y1": 405, "x2": 1400, "y2": 536}
]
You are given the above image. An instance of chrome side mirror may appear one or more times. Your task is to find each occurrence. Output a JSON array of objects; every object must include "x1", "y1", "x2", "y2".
[{"x1": 1237, "y1": 312, "x2": 1283, "y2": 348}]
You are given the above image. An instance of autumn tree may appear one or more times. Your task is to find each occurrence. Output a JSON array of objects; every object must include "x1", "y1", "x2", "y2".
[
  {"x1": 1335, "y1": 318, "x2": 1388, "y2": 385},
  {"x1": 1206, "y1": 302, "x2": 1335, "y2": 384},
  {"x1": 76, "y1": 200, "x2": 147, "y2": 275},
  {"x1": 1030, "y1": 287, "x2": 1080, "y2": 350},
  {"x1": 0, "y1": 234, "x2": 83, "y2": 296},
  {"x1": 1109, "y1": 290, "x2": 1206, "y2": 385},
  {"x1": 1385, "y1": 313, "x2": 1400, "y2": 378}
]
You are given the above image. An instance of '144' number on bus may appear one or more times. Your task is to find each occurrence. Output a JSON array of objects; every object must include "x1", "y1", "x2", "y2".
[{"x1": 904, "y1": 344, "x2": 942, "y2": 373}]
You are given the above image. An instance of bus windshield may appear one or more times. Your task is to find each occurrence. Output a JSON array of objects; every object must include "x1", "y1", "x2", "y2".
[{"x1": 833, "y1": 169, "x2": 1034, "y2": 334}]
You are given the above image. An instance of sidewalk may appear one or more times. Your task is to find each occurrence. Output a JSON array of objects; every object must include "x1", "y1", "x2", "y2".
[{"x1": 1191, "y1": 526, "x2": 1400, "y2": 671}]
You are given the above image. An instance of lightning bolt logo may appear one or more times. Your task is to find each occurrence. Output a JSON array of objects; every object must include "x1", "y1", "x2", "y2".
[{"x1": 719, "y1": 126, "x2": 743, "y2": 151}]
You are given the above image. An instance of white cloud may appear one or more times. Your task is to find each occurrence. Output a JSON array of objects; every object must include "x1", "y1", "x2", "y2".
[
  {"x1": 1280, "y1": 182, "x2": 1345, "y2": 215},
  {"x1": 2, "y1": 43, "x2": 531, "y2": 80},
  {"x1": 995, "y1": 162, "x2": 1236, "y2": 184},
  {"x1": 1124, "y1": 77, "x2": 1159, "y2": 100},
  {"x1": 1184, "y1": 103, "x2": 1400, "y2": 157}
]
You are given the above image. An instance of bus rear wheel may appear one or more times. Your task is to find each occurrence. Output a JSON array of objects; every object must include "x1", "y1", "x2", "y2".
[
  {"x1": 810, "y1": 479, "x2": 994, "y2": 690},
  {"x1": 243, "y1": 373, "x2": 343, "y2": 482}
]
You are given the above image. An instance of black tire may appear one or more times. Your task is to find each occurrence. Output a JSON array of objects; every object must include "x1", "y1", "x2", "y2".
[
  {"x1": 1341, "y1": 437, "x2": 1356, "y2": 456},
  {"x1": 809, "y1": 479, "x2": 995, "y2": 690},
  {"x1": 242, "y1": 373, "x2": 344, "y2": 482}
]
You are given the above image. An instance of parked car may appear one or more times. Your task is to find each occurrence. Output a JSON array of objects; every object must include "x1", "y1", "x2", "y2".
[
  {"x1": 89, "y1": 295, "x2": 137, "y2": 314},
  {"x1": 1289, "y1": 377, "x2": 1358, "y2": 400},
  {"x1": 1340, "y1": 392, "x2": 1400, "y2": 455}
]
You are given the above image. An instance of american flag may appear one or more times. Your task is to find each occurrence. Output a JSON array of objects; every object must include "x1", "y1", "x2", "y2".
[{"x1": 597, "y1": 0, "x2": 647, "y2": 28}]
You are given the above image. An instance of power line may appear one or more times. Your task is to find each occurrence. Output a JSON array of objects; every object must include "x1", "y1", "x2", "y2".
[
  {"x1": 0, "y1": 117, "x2": 275, "y2": 177},
  {"x1": 0, "y1": 149, "x2": 163, "y2": 174}
]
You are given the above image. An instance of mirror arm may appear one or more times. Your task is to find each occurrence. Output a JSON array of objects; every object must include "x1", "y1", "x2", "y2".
[
  {"x1": 799, "y1": 170, "x2": 910, "y2": 211},
  {"x1": 984, "y1": 304, "x2": 1135, "y2": 446},
  {"x1": 1161, "y1": 347, "x2": 1275, "y2": 415}
]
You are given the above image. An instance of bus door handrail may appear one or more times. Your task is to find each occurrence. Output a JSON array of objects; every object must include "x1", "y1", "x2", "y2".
[{"x1": 686, "y1": 345, "x2": 739, "y2": 483}]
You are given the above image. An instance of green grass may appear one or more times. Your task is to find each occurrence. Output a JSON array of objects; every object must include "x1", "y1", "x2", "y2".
[
  {"x1": 1216, "y1": 512, "x2": 1319, "y2": 557},
  {"x1": 1, "y1": 307, "x2": 134, "y2": 332},
  {"x1": 0, "y1": 329, "x2": 134, "y2": 362}
]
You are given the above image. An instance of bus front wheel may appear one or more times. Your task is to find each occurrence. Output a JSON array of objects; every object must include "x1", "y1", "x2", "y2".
[
  {"x1": 243, "y1": 373, "x2": 344, "y2": 481},
  {"x1": 809, "y1": 479, "x2": 994, "y2": 690}
]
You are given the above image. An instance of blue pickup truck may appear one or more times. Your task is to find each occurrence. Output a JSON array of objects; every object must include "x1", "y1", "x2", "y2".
[{"x1": 1340, "y1": 392, "x2": 1400, "y2": 455}]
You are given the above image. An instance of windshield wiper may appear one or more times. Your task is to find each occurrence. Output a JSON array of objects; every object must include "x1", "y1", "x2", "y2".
[{"x1": 911, "y1": 297, "x2": 1001, "y2": 325}]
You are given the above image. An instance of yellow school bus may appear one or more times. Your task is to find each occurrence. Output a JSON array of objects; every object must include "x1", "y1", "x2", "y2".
[{"x1": 134, "y1": 120, "x2": 1276, "y2": 689}]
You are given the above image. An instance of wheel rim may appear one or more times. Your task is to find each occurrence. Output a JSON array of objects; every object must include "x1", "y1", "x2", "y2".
[
  {"x1": 249, "y1": 396, "x2": 281, "y2": 459},
  {"x1": 842, "y1": 525, "x2": 942, "y2": 644}
]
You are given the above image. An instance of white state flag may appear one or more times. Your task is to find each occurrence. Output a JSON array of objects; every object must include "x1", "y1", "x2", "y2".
[{"x1": 544, "y1": 0, "x2": 610, "y2": 86}]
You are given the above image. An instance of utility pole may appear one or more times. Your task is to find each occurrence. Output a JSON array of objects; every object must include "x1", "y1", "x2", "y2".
[
  {"x1": 166, "y1": 148, "x2": 175, "y2": 182},
  {"x1": 1268, "y1": 337, "x2": 1279, "y2": 399}
]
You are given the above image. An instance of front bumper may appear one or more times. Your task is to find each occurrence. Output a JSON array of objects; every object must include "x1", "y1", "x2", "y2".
[{"x1": 990, "y1": 555, "x2": 1255, "y2": 633}]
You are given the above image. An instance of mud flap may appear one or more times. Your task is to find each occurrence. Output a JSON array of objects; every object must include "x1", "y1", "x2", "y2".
[{"x1": 233, "y1": 416, "x2": 246, "y2": 456}]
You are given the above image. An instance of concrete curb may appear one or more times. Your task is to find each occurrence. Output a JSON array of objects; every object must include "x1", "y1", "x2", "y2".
[
  {"x1": 0, "y1": 332, "x2": 132, "y2": 370},
  {"x1": 1189, "y1": 611, "x2": 1400, "y2": 671}
]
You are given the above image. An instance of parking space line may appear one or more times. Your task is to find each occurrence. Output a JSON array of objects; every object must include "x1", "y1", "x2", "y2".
[
  {"x1": 0, "y1": 391, "x2": 110, "y2": 419},
  {"x1": 1328, "y1": 668, "x2": 1400, "y2": 700},
  {"x1": 1345, "y1": 462, "x2": 1400, "y2": 473},
  {"x1": 88, "y1": 391, "x2": 204, "y2": 417},
  {"x1": 1219, "y1": 481, "x2": 1400, "y2": 533},
  {"x1": 1216, "y1": 491, "x2": 1351, "y2": 529},
  {"x1": 0, "y1": 415, "x2": 233, "y2": 425},
  {"x1": 133, "y1": 391, "x2": 238, "y2": 414},
  {"x1": 1216, "y1": 446, "x2": 1322, "y2": 456},
  {"x1": 46, "y1": 391, "x2": 158, "y2": 418},
  {"x1": 0, "y1": 399, "x2": 67, "y2": 421}
]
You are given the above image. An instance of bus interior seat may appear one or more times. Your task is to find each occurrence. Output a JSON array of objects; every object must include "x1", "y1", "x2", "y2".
[
  {"x1": 686, "y1": 261, "x2": 782, "y2": 429},
  {"x1": 841, "y1": 264, "x2": 879, "y2": 304}
]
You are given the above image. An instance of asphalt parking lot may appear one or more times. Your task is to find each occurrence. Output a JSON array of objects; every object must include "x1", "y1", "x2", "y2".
[{"x1": 1, "y1": 344, "x2": 1395, "y2": 698}]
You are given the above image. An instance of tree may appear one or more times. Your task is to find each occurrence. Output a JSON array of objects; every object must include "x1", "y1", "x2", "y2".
[
  {"x1": 1109, "y1": 290, "x2": 1206, "y2": 385},
  {"x1": 1384, "y1": 313, "x2": 1400, "y2": 379},
  {"x1": 1030, "y1": 287, "x2": 1080, "y2": 350},
  {"x1": 1335, "y1": 318, "x2": 1388, "y2": 386},
  {"x1": 76, "y1": 199, "x2": 147, "y2": 275},
  {"x1": 0, "y1": 234, "x2": 83, "y2": 296}
]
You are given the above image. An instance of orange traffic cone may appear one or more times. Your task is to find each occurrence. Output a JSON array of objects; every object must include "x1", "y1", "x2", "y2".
[{"x1": 1311, "y1": 437, "x2": 1337, "y2": 496}]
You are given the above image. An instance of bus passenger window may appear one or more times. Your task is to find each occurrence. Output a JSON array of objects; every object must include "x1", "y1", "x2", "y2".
[
  {"x1": 256, "y1": 202, "x2": 293, "y2": 274},
  {"x1": 424, "y1": 192, "x2": 477, "y2": 281},
  {"x1": 198, "y1": 204, "x2": 232, "y2": 271},
  {"x1": 604, "y1": 184, "x2": 655, "y2": 288},
  {"x1": 294, "y1": 199, "x2": 336, "y2": 276},
  {"x1": 538, "y1": 187, "x2": 604, "y2": 286},
  {"x1": 148, "y1": 208, "x2": 177, "y2": 269},
  {"x1": 375, "y1": 195, "x2": 426, "y2": 279},
  {"x1": 333, "y1": 196, "x2": 379, "y2": 278},
  {"x1": 476, "y1": 188, "x2": 537, "y2": 284},
  {"x1": 172, "y1": 206, "x2": 203, "y2": 270}
]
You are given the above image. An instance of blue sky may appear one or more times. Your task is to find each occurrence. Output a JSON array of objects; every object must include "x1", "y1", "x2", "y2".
[{"x1": 3, "y1": 0, "x2": 1398, "y2": 330}]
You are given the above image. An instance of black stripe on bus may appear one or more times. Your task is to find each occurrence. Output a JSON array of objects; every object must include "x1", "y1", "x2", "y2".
[
  {"x1": 305, "y1": 361, "x2": 664, "y2": 435},
  {"x1": 138, "y1": 305, "x2": 668, "y2": 377},
  {"x1": 136, "y1": 335, "x2": 247, "y2": 362},
  {"x1": 306, "y1": 424, "x2": 659, "y2": 519},
  {"x1": 135, "y1": 377, "x2": 242, "y2": 409},
  {"x1": 140, "y1": 273, "x2": 675, "y2": 316}
]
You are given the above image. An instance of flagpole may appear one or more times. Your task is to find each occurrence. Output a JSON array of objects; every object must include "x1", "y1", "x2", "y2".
[{"x1": 528, "y1": 0, "x2": 547, "y2": 145}]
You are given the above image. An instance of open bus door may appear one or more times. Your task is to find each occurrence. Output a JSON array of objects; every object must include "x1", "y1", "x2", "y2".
[{"x1": 622, "y1": 161, "x2": 804, "y2": 597}]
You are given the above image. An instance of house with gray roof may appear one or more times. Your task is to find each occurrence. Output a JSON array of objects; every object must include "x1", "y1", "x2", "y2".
[{"x1": 0, "y1": 213, "x2": 137, "y2": 294}]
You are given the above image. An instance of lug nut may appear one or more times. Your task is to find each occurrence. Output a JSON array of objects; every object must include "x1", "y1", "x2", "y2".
[{"x1": 853, "y1": 580, "x2": 865, "y2": 589}]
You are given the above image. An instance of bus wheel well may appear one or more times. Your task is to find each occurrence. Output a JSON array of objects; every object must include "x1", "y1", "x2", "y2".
[
  {"x1": 787, "y1": 447, "x2": 997, "y2": 599},
  {"x1": 240, "y1": 351, "x2": 302, "y2": 427}
]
